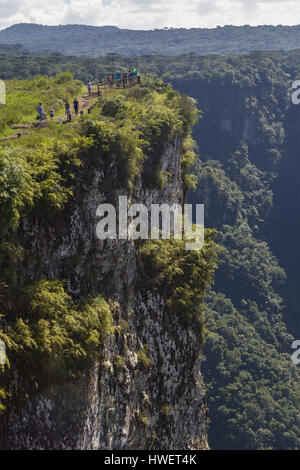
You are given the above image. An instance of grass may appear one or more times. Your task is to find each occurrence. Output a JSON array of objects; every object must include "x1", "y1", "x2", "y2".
[{"x1": 0, "y1": 72, "x2": 83, "y2": 136}]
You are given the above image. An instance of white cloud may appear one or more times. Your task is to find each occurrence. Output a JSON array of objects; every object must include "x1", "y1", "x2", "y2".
[{"x1": 0, "y1": 0, "x2": 300, "y2": 30}]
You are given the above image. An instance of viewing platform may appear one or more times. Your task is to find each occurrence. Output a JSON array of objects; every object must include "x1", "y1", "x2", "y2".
[{"x1": 96, "y1": 74, "x2": 141, "y2": 96}]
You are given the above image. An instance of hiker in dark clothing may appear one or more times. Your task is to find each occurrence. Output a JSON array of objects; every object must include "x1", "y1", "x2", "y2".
[
  {"x1": 128, "y1": 70, "x2": 134, "y2": 86},
  {"x1": 122, "y1": 71, "x2": 127, "y2": 88},
  {"x1": 65, "y1": 102, "x2": 71, "y2": 120},
  {"x1": 73, "y1": 98, "x2": 79, "y2": 115}
]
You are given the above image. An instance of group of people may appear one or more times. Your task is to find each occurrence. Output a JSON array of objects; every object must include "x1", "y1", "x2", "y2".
[
  {"x1": 64, "y1": 98, "x2": 79, "y2": 119},
  {"x1": 105, "y1": 69, "x2": 139, "y2": 87},
  {"x1": 86, "y1": 69, "x2": 139, "y2": 95},
  {"x1": 37, "y1": 103, "x2": 48, "y2": 120},
  {"x1": 36, "y1": 69, "x2": 140, "y2": 122},
  {"x1": 36, "y1": 98, "x2": 80, "y2": 122}
]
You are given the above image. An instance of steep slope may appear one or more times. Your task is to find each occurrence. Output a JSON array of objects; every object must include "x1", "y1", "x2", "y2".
[{"x1": 0, "y1": 77, "x2": 217, "y2": 449}]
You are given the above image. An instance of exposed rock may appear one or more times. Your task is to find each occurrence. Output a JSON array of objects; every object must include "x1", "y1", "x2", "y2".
[{"x1": 1, "y1": 136, "x2": 209, "y2": 450}]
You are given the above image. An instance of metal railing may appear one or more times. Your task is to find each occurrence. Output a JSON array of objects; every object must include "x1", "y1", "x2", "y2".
[{"x1": 96, "y1": 75, "x2": 141, "y2": 96}]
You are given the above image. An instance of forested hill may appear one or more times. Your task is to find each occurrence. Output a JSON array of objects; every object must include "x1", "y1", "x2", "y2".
[
  {"x1": 2, "y1": 23, "x2": 300, "y2": 57},
  {"x1": 2, "y1": 48, "x2": 300, "y2": 449},
  {"x1": 168, "y1": 52, "x2": 300, "y2": 449}
]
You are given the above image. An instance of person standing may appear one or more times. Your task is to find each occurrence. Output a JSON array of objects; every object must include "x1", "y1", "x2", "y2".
[
  {"x1": 73, "y1": 98, "x2": 79, "y2": 115},
  {"x1": 122, "y1": 71, "x2": 127, "y2": 88},
  {"x1": 65, "y1": 101, "x2": 71, "y2": 121},
  {"x1": 115, "y1": 71, "x2": 121, "y2": 88},
  {"x1": 87, "y1": 80, "x2": 92, "y2": 95},
  {"x1": 128, "y1": 70, "x2": 133, "y2": 86},
  {"x1": 49, "y1": 106, "x2": 54, "y2": 119},
  {"x1": 37, "y1": 103, "x2": 43, "y2": 120}
]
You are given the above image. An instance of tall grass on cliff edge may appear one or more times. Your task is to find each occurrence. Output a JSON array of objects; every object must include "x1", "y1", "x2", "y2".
[{"x1": 0, "y1": 72, "x2": 83, "y2": 135}]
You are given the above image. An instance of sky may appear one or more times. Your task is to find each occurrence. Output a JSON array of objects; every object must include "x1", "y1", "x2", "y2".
[{"x1": 0, "y1": 0, "x2": 300, "y2": 31}]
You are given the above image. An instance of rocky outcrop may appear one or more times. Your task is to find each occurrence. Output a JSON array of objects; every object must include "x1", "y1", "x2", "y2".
[{"x1": 1, "y1": 135, "x2": 209, "y2": 450}]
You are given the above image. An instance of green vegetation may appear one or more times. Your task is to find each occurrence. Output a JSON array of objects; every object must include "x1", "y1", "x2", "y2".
[
  {"x1": 0, "y1": 280, "x2": 113, "y2": 383},
  {"x1": 80, "y1": 77, "x2": 198, "y2": 190},
  {"x1": 0, "y1": 44, "x2": 298, "y2": 88},
  {"x1": 137, "y1": 345, "x2": 152, "y2": 369},
  {"x1": 183, "y1": 51, "x2": 300, "y2": 448},
  {"x1": 0, "y1": 387, "x2": 5, "y2": 411},
  {"x1": 0, "y1": 75, "x2": 201, "y2": 417},
  {"x1": 140, "y1": 231, "x2": 218, "y2": 332},
  {"x1": 2, "y1": 49, "x2": 300, "y2": 449},
  {"x1": 140, "y1": 414, "x2": 150, "y2": 427},
  {"x1": 203, "y1": 289, "x2": 300, "y2": 450},
  {"x1": 3, "y1": 24, "x2": 300, "y2": 57},
  {"x1": 0, "y1": 73, "x2": 82, "y2": 134},
  {"x1": 113, "y1": 354, "x2": 126, "y2": 370},
  {"x1": 0, "y1": 135, "x2": 82, "y2": 226},
  {"x1": 160, "y1": 405, "x2": 172, "y2": 417},
  {"x1": 188, "y1": 146, "x2": 300, "y2": 449}
]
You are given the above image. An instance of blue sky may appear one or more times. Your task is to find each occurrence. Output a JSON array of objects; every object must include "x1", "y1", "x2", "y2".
[{"x1": 0, "y1": 0, "x2": 300, "y2": 31}]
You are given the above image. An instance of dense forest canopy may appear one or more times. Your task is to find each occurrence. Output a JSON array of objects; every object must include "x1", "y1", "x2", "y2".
[
  {"x1": 2, "y1": 45, "x2": 300, "y2": 85},
  {"x1": 2, "y1": 23, "x2": 300, "y2": 57},
  {"x1": 170, "y1": 52, "x2": 300, "y2": 449}
]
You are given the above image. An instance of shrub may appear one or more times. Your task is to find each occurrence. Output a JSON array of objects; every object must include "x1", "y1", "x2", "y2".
[
  {"x1": 101, "y1": 95, "x2": 128, "y2": 117},
  {"x1": 0, "y1": 280, "x2": 114, "y2": 383},
  {"x1": 160, "y1": 405, "x2": 172, "y2": 417},
  {"x1": 140, "y1": 413, "x2": 150, "y2": 427},
  {"x1": 114, "y1": 355, "x2": 125, "y2": 369},
  {"x1": 137, "y1": 345, "x2": 152, "y2": 369},
  {"x1": 139, "y1": 230, "x2": 218, "y2": 331}
]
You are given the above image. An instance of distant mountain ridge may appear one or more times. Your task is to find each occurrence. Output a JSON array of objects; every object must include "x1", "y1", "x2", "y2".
[{"x1": 1, "y1": 23, "x2": 300, "y2": 57}]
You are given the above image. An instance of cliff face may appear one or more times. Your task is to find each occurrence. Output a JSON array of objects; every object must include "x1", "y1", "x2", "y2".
[
  {"x1": 1, "y1": 133, "x2": 208, "y2": 450},
  {"x1": 170, "y1": 74, "x2": 287, "y2": 173}
]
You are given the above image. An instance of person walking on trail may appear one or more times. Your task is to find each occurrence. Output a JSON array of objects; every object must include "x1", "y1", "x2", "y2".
[
  {"x1": 37, "y1": 103, "x2": 44, "y2": 120},
  {"x1": 73, "y1": 98, "x2": 79, "y2": 115},
  {"x1": 87, "y1": 80, "x2": 92, "y2": 96},
  {"x1": 49, "y1": 106, "x2": 54, "y2": 120}
]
